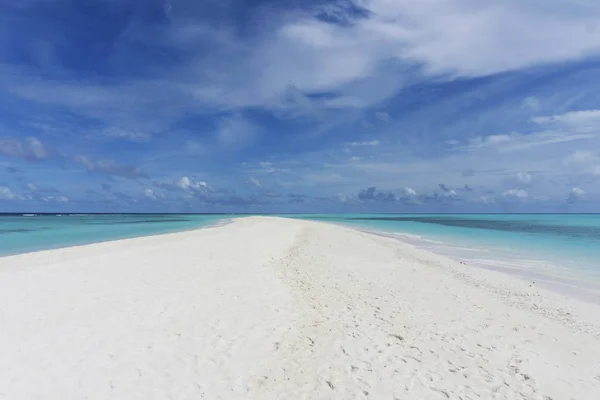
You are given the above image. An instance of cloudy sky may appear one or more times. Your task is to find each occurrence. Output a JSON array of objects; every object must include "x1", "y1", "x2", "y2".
[{"x1": 1, "y1": 0, "x2": 600, "y2": 213}]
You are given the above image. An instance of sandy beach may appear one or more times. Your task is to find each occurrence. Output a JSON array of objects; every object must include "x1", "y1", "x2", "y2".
[{"x1": 1, "y1": 216, "x2": 599, "y2": 400}]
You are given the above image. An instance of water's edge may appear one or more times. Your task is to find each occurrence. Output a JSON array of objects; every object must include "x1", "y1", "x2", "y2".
[
  {"x1": 352, "y1": 225, "x2": 600, "y2": 305},
  {"x1": 0, "y1": 216, "x2": 233, "y2": 259}
]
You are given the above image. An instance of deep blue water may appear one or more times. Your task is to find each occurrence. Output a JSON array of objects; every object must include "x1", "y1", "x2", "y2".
[
  {"x1": 0, "y1": 214, "x2": 229, "y2": 257},
  {"x1": 284, "y1": 214, "x2": 600, "y2": 281}
]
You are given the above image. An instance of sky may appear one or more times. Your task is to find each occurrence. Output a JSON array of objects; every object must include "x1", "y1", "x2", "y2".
[{"x1": 1, "y1": 0, "x2": 600, "y2": 213}]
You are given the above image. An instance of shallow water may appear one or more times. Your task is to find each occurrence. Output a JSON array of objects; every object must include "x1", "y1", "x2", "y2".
[
  {"x1": 284, "y1": 214, "x2": 600, "y2": 283},
  {"x1": 0, "y1": 214, "x2": 230, "y2": 257}
]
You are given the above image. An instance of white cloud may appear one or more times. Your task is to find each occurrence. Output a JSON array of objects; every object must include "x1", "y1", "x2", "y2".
[
  {"x1": 516, "y1": 172, "x2": 532, "y2": 184},
  {"x1": 360, "y1": 0, "x2": 600, "y2": 77},
  {"x1": 564, "y1": 151, "x2": 596, "y2": 166},
  {"x1": 176, "y1": 176, "x2": 209, "y2": 191},
  {"x1": 513, "y1": 171, "x2": 534, "y2": 186},
  {"x1": 479, "y1": 195, "x2": 494, "y2": 204},
  {"x1": 41, "y1": 195, "x2": 69, "y2": 203},
  {"x1": 349, "y1": 140, "x2": 380, "y2": 147},
  {"x1": 9, "y1": 0, "x2": 599, "y2": 123},
  {"x1": 144, "y1": 189, "x2": 158, "y2": 200},
  {"x1": 532, "y1": 109, "x2": 600, "y2": 128},
  {"x1": 403, "y1": 187, "x2": 418, "y2": 196},
  {"x1": 569, "y1": 187, "x2": 585, "y2": 197},
  {"x1": 0, "y1": 137, "x2": 53, "y2": 161},
  {"x1": 0, "y1": 186, "x2": 17, "y2": 200},
  {"x1": 460, "y1": 129, "x2": 597, "y2": 152},
  {"x1": 443, "y1": 190, "x2": 458, "y2": 197},
  {"x1": 192, "y1": 0, "x2": 600, "y2": 110},
  {"x1": 176, "y1": 177, "x2": 192, "y2": 190},
  {"x1": 563, "y1": 151, "x2": 600, "y2": 175},
  {"x1": 567, "y1": 187, "x2": 586, "y2": 203},
  {"x1": 503, "y1": 189, "x2": 528, "y2": 199},
  {"x1": 249, "y1": 177, "x2": 263, "y2": 189}
]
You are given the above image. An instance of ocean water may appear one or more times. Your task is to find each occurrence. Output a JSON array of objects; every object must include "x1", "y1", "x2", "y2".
[
  {"x1": 3, "y1": 213, "x2": 600, "y2": 292},
  {"x1": 285, "y1": 214, "x2": 600, "y2": 285},
  {"x1": 0, "y1": 214, "x2": 229, "y2": 257}
]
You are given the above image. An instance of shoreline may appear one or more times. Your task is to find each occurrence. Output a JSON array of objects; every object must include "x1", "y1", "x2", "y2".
[
  {"x1": 2, "y1": 217, "x2": 600, "y2": 398},
  {"x1": 291, "y1": 218, "x2": 600, "y2": 335},
  {"x1": 4, "y1": 214, "x2": 600, "y2": 305},
  {"x1": 0, "y1": 217, "x2": 234, "y2": 260},
  {"x1": 4, "y1": 214, "x2": 600, "y2": 307},
  {"x1": 353, "y1": 226, "x2": 600, "y2": 306}
]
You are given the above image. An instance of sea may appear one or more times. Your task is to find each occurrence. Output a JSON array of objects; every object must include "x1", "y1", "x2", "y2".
[
  {"x1": 1, "y1": 213, "x2": 599, "y2": 296},
  {"x1": 0, "y1": 214, "x2": 230, "y2": 257},
  {"x1": 283, "y1": 214, "x2": 600, "y2": 298}
]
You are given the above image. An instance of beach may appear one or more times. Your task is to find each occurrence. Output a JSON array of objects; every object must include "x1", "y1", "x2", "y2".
[{"x1": 1, "y1": 217, "x2": 599, "y2": 399}]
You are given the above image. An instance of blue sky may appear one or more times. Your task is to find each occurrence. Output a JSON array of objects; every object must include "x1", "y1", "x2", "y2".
[{"x1": 1, "y1": 0, "x2": 600, "y2": 212}]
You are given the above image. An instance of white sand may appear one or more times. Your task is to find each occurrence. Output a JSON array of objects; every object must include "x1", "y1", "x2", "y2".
[{"x1": 1, "y1": 217, "x2": 600, "y2": 400}]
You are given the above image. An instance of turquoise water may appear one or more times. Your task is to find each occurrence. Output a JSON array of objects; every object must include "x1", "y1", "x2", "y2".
[
  {"x1": 0, "y1": 214, "x2": 229, "y2": 257},
  {"x1": 3, "y1": 213, "x2": 600, "y2": 286},
  {"x1": 284, "y1": 214, "x2": 600, "y2": 281}
]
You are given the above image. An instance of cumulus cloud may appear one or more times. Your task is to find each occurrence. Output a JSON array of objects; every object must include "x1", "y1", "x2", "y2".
[
  {"x1": 504, "y1": 171, "x2": 536, "y2": 188},
  {"x1": 442, "y1": 190, "x2": 458, "y2": 198},
  {"x1": 403, "y1": 187, "x2": 418, "y2": 197},
  {"x1": 0, "y1": 186, "x2": 17, "y2": 200},
  {"x1": 144, "y1": 189, "x2": 162, "y2": 200},
  {"x1": 356, "y1": 185, "x2": 464, "y2": 205},
  {"x1": 176, "y1": 176, "x2": 209, "y2": 191},
  {"x1": 515, "y1": 172, "x2": 533, "y2": 185},
  {"x1": 503, "y1": 189, "x2": 528, "y2": 199},
  {"x1": 154, "y1": 177, "x2": 212, "y2": 199},
  {"x1": 567, "y1": 187, "x2": 585, "y2": 203},
  {"x1": 358, "y1": 187, "x2": 396, "y2": 202}
]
